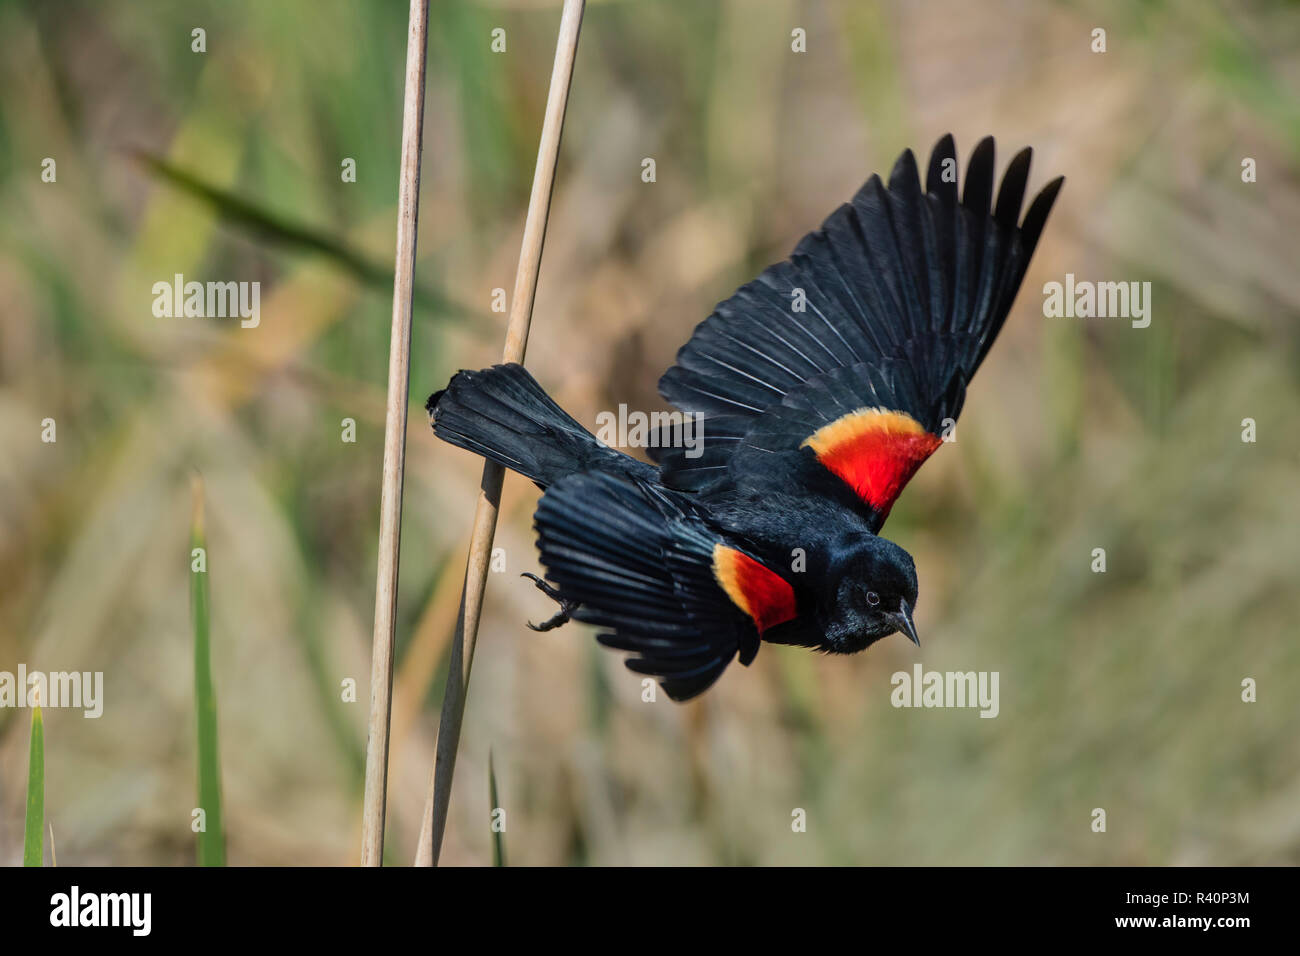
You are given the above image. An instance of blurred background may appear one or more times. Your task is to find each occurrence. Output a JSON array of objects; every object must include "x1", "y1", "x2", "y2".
[{"x1": 0, "y1": 0, "x2": 1297, "y2": 865}]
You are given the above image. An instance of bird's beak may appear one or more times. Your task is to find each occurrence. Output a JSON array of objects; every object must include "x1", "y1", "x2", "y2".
[{"x1": 888, "y1": 601, "x2": 920, "y2": 647}]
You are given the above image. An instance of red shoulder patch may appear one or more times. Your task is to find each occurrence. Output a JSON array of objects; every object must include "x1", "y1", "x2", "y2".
[
  {"x1": 801, "y1": 408, "x2": 942, "y2": 519},
  {"x1": 712, "y1": 545, "x2": 797, "y2": 634}
]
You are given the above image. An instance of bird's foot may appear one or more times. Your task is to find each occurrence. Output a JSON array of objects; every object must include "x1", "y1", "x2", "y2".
[{"x1": 522, "y1": 572, "x2": 579, "y2": 631}]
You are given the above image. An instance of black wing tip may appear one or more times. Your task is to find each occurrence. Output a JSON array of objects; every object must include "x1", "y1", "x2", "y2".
[
  {"x1": 848, "y1": 171, "x2": 887, "y2": 210},
  {"x1": 624, "y1": 656, "x2": 728, "y2": 702},
  {"x1": 925, "y1": 134, "x2": 958, "y2": 195},
  {"x1": 1007, "y1": 144, "x2": 1033, "y2": 167},
  {"x1": 1034, "y1": 174, "x2": 1066, "y2": 209},
  {"x1": 888, "y1": 147, "x2": 922, "y2": 193},
  {"x1": 994, "y1": 146, "x2": 1034, "y2": 230},
  {"x1": 932, "y1": 131, "x2": 957, "y2": 155},
  {"x1": 1036, "y1": 174, "x2": 1066, "y2": 204},
  {"x1": 1019, "y1": 174, "x2": 1066, "y2": 252},
  {"x1": 962, "y1": 136, "x2": 997, "y2": 213},
  {"x1": 919, "y1": 135, "x2": 1056, "y2": 233}
]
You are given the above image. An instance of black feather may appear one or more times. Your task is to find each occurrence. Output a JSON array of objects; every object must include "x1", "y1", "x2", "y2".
[
  {"x1": 656, "y1": 134, "x2": 1063, "y2": 517},
  {"x1": 533, "y1": 472, "x2": 759, "y2": 701},
  {"x1": 429, "y1": 363, "x2": 654, "y2": 488}
]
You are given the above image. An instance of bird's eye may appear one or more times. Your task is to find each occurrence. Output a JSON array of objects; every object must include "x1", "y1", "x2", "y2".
[{"x1": 865, "y1": 591, "x2": 880, "y2": 607}]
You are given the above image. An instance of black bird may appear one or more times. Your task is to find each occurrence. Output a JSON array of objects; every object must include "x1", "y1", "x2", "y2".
[{"x1": 428, "y1": 134, "x2": 1062, "y2": 701}]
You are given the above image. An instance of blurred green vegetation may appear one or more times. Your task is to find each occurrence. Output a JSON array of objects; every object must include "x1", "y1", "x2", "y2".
[{"x1": 0, "y1": 0, "x2": 1296, "y2": 865}]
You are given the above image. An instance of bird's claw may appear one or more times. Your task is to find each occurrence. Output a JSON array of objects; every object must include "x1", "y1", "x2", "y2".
[{"x1": 522, "y1": 572, "x2": 579, "y2": 631}]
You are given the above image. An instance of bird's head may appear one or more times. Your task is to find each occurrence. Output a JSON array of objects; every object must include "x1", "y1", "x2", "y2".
[{"x1": 817, "y1": 535, "x2": 919, "y2": 654}]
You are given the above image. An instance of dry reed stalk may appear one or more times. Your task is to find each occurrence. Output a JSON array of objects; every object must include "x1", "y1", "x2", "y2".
[
  {"x1": 360, "y1": 0, "x2": 431, "y2": 867},
  {"x1": 415, "y1": 0, "x2": 587, "y2": 866}
]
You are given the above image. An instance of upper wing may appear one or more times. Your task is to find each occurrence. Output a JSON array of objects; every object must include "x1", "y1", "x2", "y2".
[
  {"x1": 534, "y1": 472, "x2": 796, "y2": 701},
  {"x1": 653, "y1": 134, "x2": 1062, "y2": 529}
]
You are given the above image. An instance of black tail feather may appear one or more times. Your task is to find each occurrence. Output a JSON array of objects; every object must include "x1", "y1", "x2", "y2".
[{"x1": 428, "y1": 363, "x2": 653, "y2": 488}]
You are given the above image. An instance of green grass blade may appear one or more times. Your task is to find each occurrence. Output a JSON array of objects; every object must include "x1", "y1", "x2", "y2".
[
  {"x1": 133, "y1": 152, "x2": 468, "y2": 320},
  {"x1": 489, "y1": 750, "x2": 506, "y2": 867},
  {"x1": 191, "y1": 476, "x2": 226, "y2": 866},
  {"x1": 23, "y1": 704, "x2": 44, "y2": 867}
]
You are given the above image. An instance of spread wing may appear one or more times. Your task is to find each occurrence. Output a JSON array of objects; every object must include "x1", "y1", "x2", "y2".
[
  {"x1": 534, "y1": 472, "x2": 797, "y2": 701},
  {"x1": 653, "y1": 134, "x2": 1062, "y2": 531}
]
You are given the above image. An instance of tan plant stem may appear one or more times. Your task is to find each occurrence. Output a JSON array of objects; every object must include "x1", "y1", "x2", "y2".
[
  {"x1": 360, "y1": 0, "x2": 431, "y2": 867},
  {"x1": 415, "y1": 0, "x2": 587, "y2": 867}
]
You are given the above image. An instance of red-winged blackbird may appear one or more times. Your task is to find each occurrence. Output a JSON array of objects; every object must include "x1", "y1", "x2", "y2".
[{"x1": 427, "y1": 134, "x2": 1062, "y2": 701}]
